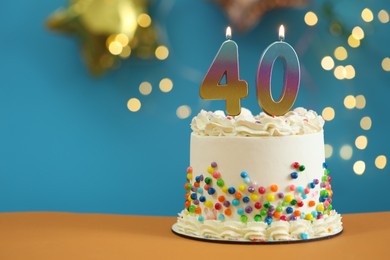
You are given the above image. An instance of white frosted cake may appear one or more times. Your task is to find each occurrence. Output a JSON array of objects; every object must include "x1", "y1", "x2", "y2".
[{"x1": 176, "y1": 107, "x2": 342, "y2": 242}]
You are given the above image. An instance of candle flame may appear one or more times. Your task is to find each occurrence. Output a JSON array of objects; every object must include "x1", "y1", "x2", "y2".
[
  {"x1": 226, "y1": 26, "x2": 232, "y2": 40},
  {"x1": 279, "y1": 25, "x2": 285, "y2": 41}
]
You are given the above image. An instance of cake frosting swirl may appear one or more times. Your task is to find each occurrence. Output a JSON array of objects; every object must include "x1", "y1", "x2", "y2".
[{"x1": 191, "y1": 107, "x2": 324, "y2": 136}]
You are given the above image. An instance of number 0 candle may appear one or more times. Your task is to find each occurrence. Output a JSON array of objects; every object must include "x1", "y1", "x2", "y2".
[
  {"x1": 256, "y1": 25, "x2": 300, "y2": 116},
  {"x1": 200, "y1": 27, "x2": 248, "y2": 116}
]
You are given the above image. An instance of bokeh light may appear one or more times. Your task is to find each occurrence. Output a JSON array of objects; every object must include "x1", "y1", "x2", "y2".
[
  {"x1": 361, "y1": 8, "x2": 374, "y2": 22},
  {"x1": 321, "y1": 56, "x2": 335, "y2": 70},
  {"x1": 115, "y1": 33, "x2": 129, "y2": 46},
  {"x1": 355, "y1": 135, "x2": 368, "y2": 150},
  {"x1": 382, "y1": 57, "x2": 390, "y2": 71},
  {"x1": 304, "y1": 11, "x2": 318, "y2": 26},
  {"x1": 340, "y1": 145, "x2": 353, "y2": 160},
  {"x1": 139, "y1": 82, "x2": 152, "y2": 95},
  {"x1": 360, "y1": 116, "x2": 372, "y2": 130},
  {"x1": 127, "y1": 98, "x2": 141, "y2": 112},
  {"x1": 375, "y1": 155, "x2": 387, "y2": 169},
  {"x1": 378, "y1": 10, "x2": 389, "y2": 23},
  {"x1": 325, "y1": 144, "x2": 333, "y2": 159},
  {"x1": 322, "y1": 107, "x2": 335, "y2": 121},
  {"x1": 352, "y1": 26, "x2": 365, "y2": 40},
  {"x1": 344, "y1": 95, "x2": 356, "y2": 109},
  {"x1": 334, "y1": 46, "x2": 348, "y2": 61},
  {"x1": 119, "y1": 45, "x2": 131, "y2": 58},
  {"x1": 108, "y1": 41, "x2": 122, "y2": 55},
  {"x1": 137, "y1": 13, "x2": 152, "y2": 28},
  {"x1": 334, "y1": 66, "x2": 346, "y2": 80},
  {"x1": 353, "y1": 160, "x2": 366, "y2": 175},
  {"x1": 155, "y1": 45, "x2": 169, "y2": 60},
  {"x1": 355, "y1": 95, "x2": 366, "y2": 109},
  {"x1": 344, "y1": 65, "x2": 356, "y2": 79},
  {"x1": 348, "y1": 35, "x2": 360, "y2": 48},
  {"x1": 159, "y1": 78, "x2": 173, "y2": 93},
  {"x1": 176, "y1": 105, "x2": 192, "y2": 119}
]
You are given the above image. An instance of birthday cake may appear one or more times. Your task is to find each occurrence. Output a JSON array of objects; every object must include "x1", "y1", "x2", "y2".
[{"x1": 175, "y1": 107, "x2": 342, "y2": 242}]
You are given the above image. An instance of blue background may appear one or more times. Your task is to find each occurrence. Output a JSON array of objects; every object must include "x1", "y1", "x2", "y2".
[{"x1": 1, "y1": 0, "x2": 389, "y2": 215}]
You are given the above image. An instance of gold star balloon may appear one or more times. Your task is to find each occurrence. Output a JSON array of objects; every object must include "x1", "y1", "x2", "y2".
[
  {"x1": 47, "y1": 0, "x2": 159, "y2": 75},
  {"x1": 214, "y1": 0, "x2": 309, "y2": 32}
]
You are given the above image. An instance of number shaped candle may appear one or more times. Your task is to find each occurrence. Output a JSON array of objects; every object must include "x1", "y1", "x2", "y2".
[
  {"x1": 200, "y1": 27, "x2": 248, "y2": 116},
  {"x1": 256, "y1": 25, "x2": 300, "y2": 116}
]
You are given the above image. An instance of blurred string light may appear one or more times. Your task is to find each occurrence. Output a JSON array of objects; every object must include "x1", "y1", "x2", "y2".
[
  {"x1": 176, "y1": 105, "x2": 192, "y2": 119},
  {"x1": 352, "y1": 26, "x2": 365, "y2": 40},
  {"x1": 304, "y1": 11, "x2": 318, "y2": 26},
  {"x1": 127, "y1": 98, "x2": 141, "y2": 112},
  {"x1": 361, "y1": 8, "x2": 374, "y2": 22},
  {"x1": 378, "y1": 10, "x2": 389, "y2": 23},
  {"x1": 322, "y1": 107, "x2": 335, "y2": 121},
  {"x1": 353, "y1": 160, "x2": 366, "y2": 175},
  {"x1": 375, "y1": 155, "x2": 387, "y2": 170},
  {"x1": 159, "y1": 78, "x2": 173, "y2": 93},
  {"x1": 137, "y1": 13, "x2": 152, "y2": 28},
  {"x1": 324, "y1": 144, "x2": 333, "y2": 158},
  {"x1": 333, "y1": 65, "x2": 346, "y2": 80},
  {"x1": 340, "y1": 145, "x2": 353, "y2": 160},
  {"x1": 360, "y1": 116, "x2": 372, "y2": 130},
  {"x1": 312, "y1": 4, "x2": 388, "y2": 174},
  {"x1": 355, "y1": 95, "x2": 366, "y2": 109},
  {"x1": 321, "y1": 56, "x2": 335, "y2": 70},
  {"x1": 382, "y1": 57, "x2": 390, "y2": 71},
  {"x1": 347, "y1": 35, "x2": 360, "y2": 48},
  {"x1": 139, "y1": 81, "x2": 152, "y2": 95},
  {"x1": 355, "y1": 135, "x2": 368, "y2": 150},
  {"x1": 344, "y1": 65, "x2": 355, "y2": 79},
  {"x1": 334, "y1": 46, "x2": 348, "y2": 61},
  {"x1": 155, "y1": 45, "x2": 169, "y2": 60},
  {"x1": 344, "y1": 95, "x2": 356, "y2": 109}
]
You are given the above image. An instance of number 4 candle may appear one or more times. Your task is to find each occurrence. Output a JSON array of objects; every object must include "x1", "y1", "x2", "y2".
[
  {"x1": 256, "y1": 25, "x2": 300, "y2": 116},
  {"x1": 200, "y1": 27, "x2": 248, "y2": 116}
]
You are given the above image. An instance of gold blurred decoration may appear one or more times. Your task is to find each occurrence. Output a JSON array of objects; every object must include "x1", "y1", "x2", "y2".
[
  {"x1": 382, "y1": 57, "x2": 390, "y2": 71},
  {"x1": 375, "y1": 155, "x2": 387, "y2": 170},
  {"x1": 334, "y1": 46, "x2": 347, "y2": 61},
  {"x1": 344, "y1": 95, "x2": 356, "y2": 109},
  {"x1": 137, "y1": 13, "x2": 152, "y2": 28},
  {"x1": 348, "y1": 35, "x2": 360, "y2": 48},
  {"x1": 139, "y1": 81, "x2": 152, "y2": 95},
  {"x1": 378, "y1": 10, "x2": 389, "y2": 23},
  {"x1": 361, "y1": 8, "x2": 374, "y2": 22},
  {"x1": 352, "y1": 26, "x2": 364, "y2": 40},
  {"x1": 304, "y1": 11, "x2": 318, "y2": 26},
  {"x1": 344, "y1": 65, "x2": 355, "y2": 79},
  {"x1": 360, "y1": 116, "x2": 372, "y2": 130},
  {"x1": 322, "y1": 107, "x2": 335, "y2": 121},
  {"x1": 155, "y1": 45, "x2": 169, "y2": 60},
  {"x1": 355, "y1": 135, "x2": 368, "y2": 150},
  {"x1": 46, "y1": 0, "x2": 161, "y2": 75},
  {"x1": 321, "y1": 56, "x2": 335, "y2": 70},
  {"x1": 159, "y1": 78, "x2": 173, "y2": 93},
  {"x1": 334, "y1": 65, "x2": 346, "y2": 80},
  {"x1": 213, "y1": 0, "x2": 308, "y2": 32},
  {"x1": 355, "y1": 95, "x2": 366, "y2": 109},
  {"x1": 127, "y1": 98, "x2": 141, "y2": 112},
  {"x1": 176, "y1": 105, "x2": 192, "y2": 119},
  {"x1": 340, "y1": 144, "x2": 353, "y2": 160},
  {"x1": 324, "y1": 144, "x2": 333, "y2": 159},
  {"x1": 353, "y1": 160, "x2": 366, "y2": 175}
]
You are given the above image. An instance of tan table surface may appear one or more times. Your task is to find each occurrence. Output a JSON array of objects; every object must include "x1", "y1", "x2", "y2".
[{"x1": 0, "y1": 212, "x2": 387, "y2": 260}]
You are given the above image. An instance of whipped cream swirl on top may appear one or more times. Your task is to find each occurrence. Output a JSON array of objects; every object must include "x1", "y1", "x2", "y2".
[{"x1": 191, "y1": 107, "x2": 324, "y2": 136}]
